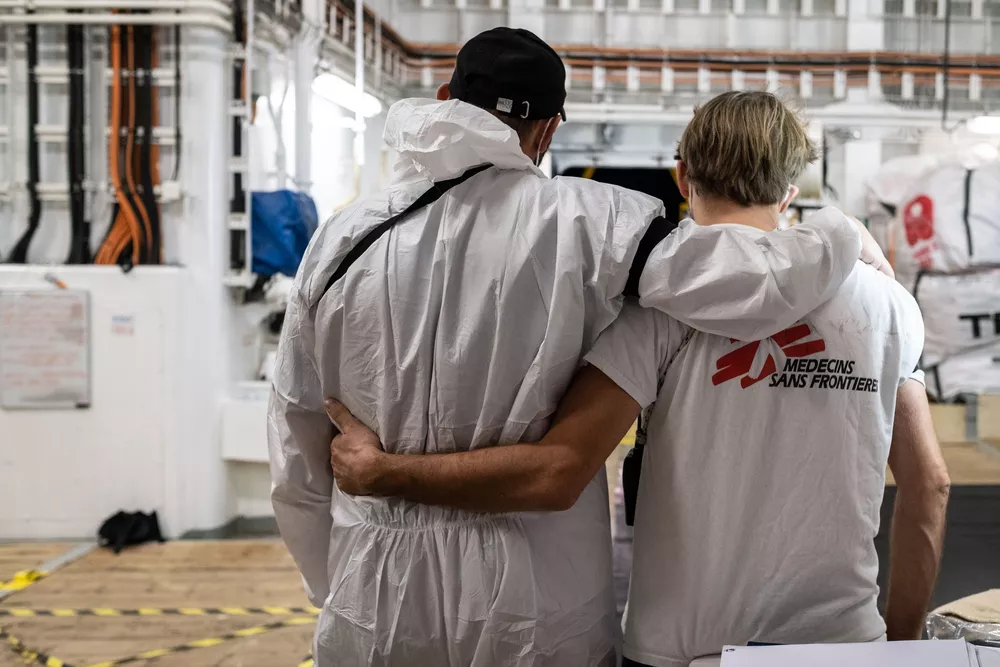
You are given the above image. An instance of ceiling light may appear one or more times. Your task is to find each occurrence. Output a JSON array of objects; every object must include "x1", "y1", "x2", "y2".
[
  {"x1": 966, "y1": 115, "x2": 1000, "y2": 135},
  {"x1": 312, "y1": 73, "x2": 383, "y2": 119}
]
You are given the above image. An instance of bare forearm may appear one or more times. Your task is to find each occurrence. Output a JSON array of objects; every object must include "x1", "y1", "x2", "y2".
[
  {"x1": 329, "y1": 366, "x2": 640, "y2": 514},
  {"x1": 372, "y1": 443, "x2": 585, "y2": 513},
  {"x1": 885, "y1": 484, "x2": 949, "y2": 640}
]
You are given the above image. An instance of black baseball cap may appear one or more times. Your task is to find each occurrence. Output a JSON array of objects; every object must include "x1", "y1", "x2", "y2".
[{"x1": 449, "y1": 27, "x2": 567, "y2": 122}]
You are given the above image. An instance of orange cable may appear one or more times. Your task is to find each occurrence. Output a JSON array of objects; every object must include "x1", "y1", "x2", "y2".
[
  {"x1": 96, "y1": 25, "x2": 124, "y2": 264},
  {"x1": 151, "y1": 28, "x2": 163, "y2": 263},
  {"x1": 121, "y1": 26, "x2": 151, "y2": 265}
]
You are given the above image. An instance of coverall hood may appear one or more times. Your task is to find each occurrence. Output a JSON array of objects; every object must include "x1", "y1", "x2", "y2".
[{"x1": 384, "y1": 98, "x2": 545, "y2": 183}]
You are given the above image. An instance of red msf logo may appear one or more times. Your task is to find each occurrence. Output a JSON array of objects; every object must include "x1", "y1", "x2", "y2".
[
  {"x1": 903, "y1": 195, "x2": 934, "y2": 248},
  {"x1": 712, "y1": 324, "x2": 826, "y2": 389}
]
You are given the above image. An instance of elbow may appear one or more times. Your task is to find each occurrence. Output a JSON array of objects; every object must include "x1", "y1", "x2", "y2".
[
  {"x1": 903, "y1": 469, "x2": 951, "y2": 505},
  {"x1": 535, "y1": 460, "x2": 591, "y2": 513},
  {"x1": 540, "y1": 488, "x2": 583, "y2": 513},
  {"x1": 925, "y1": 464, "x2": 951, "y2": 501},
  {"x1": 933, "y1": 473, "x2": 951, "y2": 501}
]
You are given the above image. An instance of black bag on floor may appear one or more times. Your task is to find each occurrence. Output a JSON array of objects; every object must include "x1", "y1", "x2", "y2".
[{"x1": 98, "y1": 510, "x2": 165, "y2": 554}]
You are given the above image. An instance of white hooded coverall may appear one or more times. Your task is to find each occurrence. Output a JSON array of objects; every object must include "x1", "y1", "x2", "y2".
[{"x1": 268, "y1": 98, "x2": 863, "y2": 667}]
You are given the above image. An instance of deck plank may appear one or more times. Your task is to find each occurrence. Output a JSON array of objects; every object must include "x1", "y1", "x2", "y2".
[
  {"x1": 0, "y1": 540, "x2": 313, "y2": 666},
  {"x1": 0, "y1": 543, "x2": 74, "y2": 584}
]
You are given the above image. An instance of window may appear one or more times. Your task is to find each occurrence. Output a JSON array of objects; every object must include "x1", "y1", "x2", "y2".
[
  {"x1": 916, "y1": 0, "x2": 938, "y2": 15},
  {"x1": 950, "y1": 0, "x2": 973, "y2": 17}
]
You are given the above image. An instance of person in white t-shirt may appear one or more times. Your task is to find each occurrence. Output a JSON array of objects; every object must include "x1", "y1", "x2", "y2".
[{"x1": 323, "y1": 91, "x2": 951, "y2": 667}]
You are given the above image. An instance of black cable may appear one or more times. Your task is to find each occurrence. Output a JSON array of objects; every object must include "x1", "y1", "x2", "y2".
[
  {"x1": 172, "y1": 26, "x2": 182, "y2": 181},
  {"x1": 231, "y1": 0, "x2": 246, "y2": 216},
  {"x1": 7, "y1": 23, "x2": 42, "y2": 263},
  {"x1": 941, "y1": 0, "x2": 954, "y2": 130},
  {"x1": 230, "y1": 0, "x2": 248, "y2": 271},
  {"x1": 66, "y1": 21, "x2": 90, "y2": 264},
  {"x1": 820, "y1": 132, "x2": 839, "y2": 200},
  {"x1": 134, "y1": 24, "x2": 160, "y2": 263}
]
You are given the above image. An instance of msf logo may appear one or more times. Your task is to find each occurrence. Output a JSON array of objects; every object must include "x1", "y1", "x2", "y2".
[
  {"x1": 902, "y1": 194, "x2": 936, "y2": 269},
  {"x1": 712, "y1": 324, "x2": 826, "y2": 389}
]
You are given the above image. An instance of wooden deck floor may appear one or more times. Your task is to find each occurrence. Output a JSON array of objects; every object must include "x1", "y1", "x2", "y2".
[
  {"x1": 0, "y1": 541, "x2": 315, "y2": 667},
  {"x1": 1, "y1": 436, "x2": 999, "y2": 666},
  {"x1": 886, "y1": 441, "x2": 1000, "y2": 486}
]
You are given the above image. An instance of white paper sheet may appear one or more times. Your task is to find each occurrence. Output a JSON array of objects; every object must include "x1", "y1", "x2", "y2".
[
  {"x1": 976, "y1": 645, "x2": 1000, "y2": 667},
  {"x1": 720, "y1": 640, "x2": 972, "y2": 667},
  {"x1": 0, "y1": 289, "x2": 91, "y2": 409}
]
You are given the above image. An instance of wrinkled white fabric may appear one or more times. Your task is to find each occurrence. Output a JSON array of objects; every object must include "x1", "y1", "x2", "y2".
[
  {"x1": 268, "y1": 98, "x2": 864, "y2": 667},
  {"x1": 910, "y1": 268, "x2": 1000, "y2": 399},
  {"x1": 585, "y1": 231, "x2": 925, "y2": 666},
  {"x1": 889, "y1": 159, "x2": 1000, "y2": 398},
  {"x1": 892, "y1": 160, "x2": 1000, "y2": 291}
]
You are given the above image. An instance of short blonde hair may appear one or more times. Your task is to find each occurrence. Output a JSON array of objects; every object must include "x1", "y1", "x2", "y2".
[{"x1": 677, "y1": 91, "x2": 818, "y2": 207}]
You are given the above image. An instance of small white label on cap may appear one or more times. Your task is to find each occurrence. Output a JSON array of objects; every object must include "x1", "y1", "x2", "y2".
[{"x1": 496, "y1": 98, "x2": 513, "y2": 113}]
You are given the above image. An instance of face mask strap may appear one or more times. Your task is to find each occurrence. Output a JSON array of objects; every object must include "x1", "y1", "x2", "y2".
[{"x1": 535, "y1": 118, "x2": 554, "y2": 168}]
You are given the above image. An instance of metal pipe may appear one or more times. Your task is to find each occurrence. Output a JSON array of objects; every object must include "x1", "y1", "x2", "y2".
[
  {"x1": 4, "y1": 23, "x2": 14, "y2": 214},
  {"x1": 293, "y1": 28, "x2": 315, "y2": 191},
  {"x1": 0, "y1": 0, "x2": 229, "y2": 13},
  {"x1": 0, "y1": 13, "x2": 232, "y2": 31},
  {"x1": 354, "y1": 0, "x2": 365, "y2": 166},
  {"x1": 942, "y1": 0, "x2": 952, "y2": 129},
  {"x1": 374, "y1": 13, "x2": 382, "y2": 91},
  {"x1": 245, "y1": 0, "x2": 256, "y2": 276}
]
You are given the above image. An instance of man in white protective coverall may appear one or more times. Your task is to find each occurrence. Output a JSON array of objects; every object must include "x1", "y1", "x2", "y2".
[
  {"x1": 269, "y1": 28, "x2": 891, "y2": 667},
  {"x1": 325, "y1": 91, "x2": 950, "y2": 666}
]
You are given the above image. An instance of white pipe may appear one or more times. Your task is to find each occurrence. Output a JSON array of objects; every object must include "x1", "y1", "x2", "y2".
[
  {"x1": 267, "y1": 57, "x2": 291, "y2": 189},
  {"x1": 4, "y1": 24, "x2": 13, "y2": 213},
  {"x1": 0, "y1": 0, "x2": 229, "y2": 13},
  {"x1": 374, "y1": 14, "x2": 382, "y2": 91},
  {"x1": 0, "y1": 13, "x2": 231, "y2": 31},
  {"x1": 245, "y1": 0, "x2": 255, "y2": 276},
  {"x1": 354, "y1": 0, "x2": 365, "y2": 166},
  {"x1": 293, "y1": 32, "x2": 314, "y2": 191}
]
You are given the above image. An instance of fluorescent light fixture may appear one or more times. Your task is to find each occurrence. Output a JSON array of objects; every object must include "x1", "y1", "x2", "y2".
[
  {"x1": 967, "y1": 115, "x2": 1000, "y2": 135},
  {"x1": 312, "y1": 73, "x2": 382, "y2": 119}
]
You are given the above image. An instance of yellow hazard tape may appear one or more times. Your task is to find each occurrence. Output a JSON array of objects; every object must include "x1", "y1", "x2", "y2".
[
  {"x1": 0, "y1": 606, "x2": 321, "y2": 618},
  {"x1": 3, "y1": 616, "x2": 317, "y2": 667},
  {"x1": 1, "y1": 625, "x2": 67, "y2": 667},
  {"x1": 85, "y1": 616, "x2": 316, "y2": 667},
  {"x1": 0, "y1": 570, "x2": 47, "y2": 592}
]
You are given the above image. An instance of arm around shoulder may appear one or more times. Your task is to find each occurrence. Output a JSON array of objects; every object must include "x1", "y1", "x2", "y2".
[{"x1": 637, "y1": 208, "x2": 868, "y2": 341}]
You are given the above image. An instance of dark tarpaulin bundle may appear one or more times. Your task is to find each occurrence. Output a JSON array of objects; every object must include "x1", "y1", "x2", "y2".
[
  {"x1": 98, "y1": 510, "x2": 165, "y2": 554},
  {"x1": 252, "y1": 190, "x2": 319, "y2": 278}
]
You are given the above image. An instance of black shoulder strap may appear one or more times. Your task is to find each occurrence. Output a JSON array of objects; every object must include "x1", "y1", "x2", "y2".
[
  {"x1": 321, "y1": 163, "x2": 493, "y2": 299},
  {"x1": 624, "y1": 216, "x2": 678, "y2": 298}
]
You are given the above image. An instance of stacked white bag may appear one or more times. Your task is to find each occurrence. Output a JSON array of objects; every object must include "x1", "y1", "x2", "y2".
[{"x1": 869, "y1": 148, "x2": 1000, "y2": 400}]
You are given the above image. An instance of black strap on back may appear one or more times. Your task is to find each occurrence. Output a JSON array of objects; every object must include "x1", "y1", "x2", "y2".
[
  {"x1": 624, "y1": 216, "x2": 677, "y2": 298},
  {"x1": 321, "y1": 163, "x2": 493, "y2": 298}
]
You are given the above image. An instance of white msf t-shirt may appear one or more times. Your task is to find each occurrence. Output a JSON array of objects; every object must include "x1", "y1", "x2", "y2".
[{"x1": 585, "y1": 224, "x2": 925, "y2": 667}]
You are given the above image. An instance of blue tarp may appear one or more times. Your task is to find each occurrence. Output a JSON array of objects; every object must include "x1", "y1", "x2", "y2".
[{"x1": 251, "y1": 190, "x2": 319, "y2": 277}]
